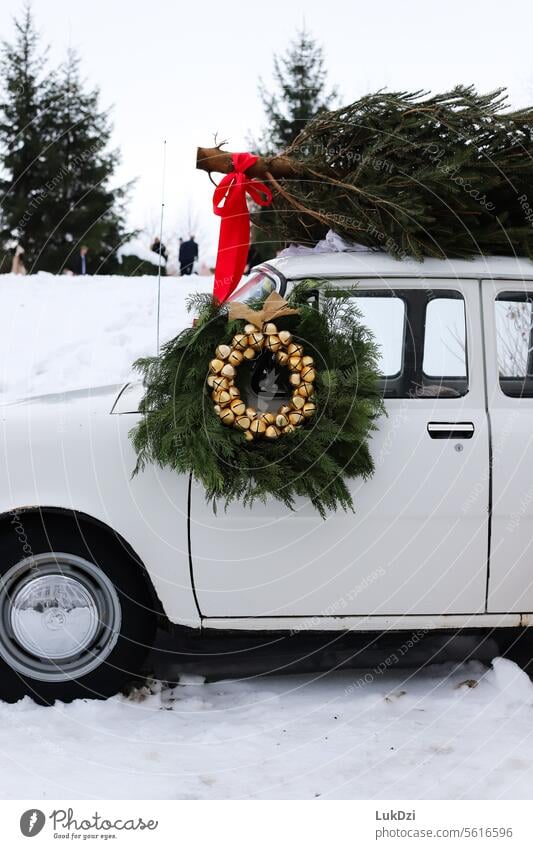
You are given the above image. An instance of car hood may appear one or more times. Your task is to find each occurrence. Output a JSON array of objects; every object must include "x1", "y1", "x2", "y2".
[{"x1": 0, "y1": 383, "x2": 126, "y2": 415}]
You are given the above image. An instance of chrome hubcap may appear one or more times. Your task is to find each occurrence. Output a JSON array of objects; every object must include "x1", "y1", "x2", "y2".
[{"x1": 0, "y1": 553, "x2": 121, "y2": 683}]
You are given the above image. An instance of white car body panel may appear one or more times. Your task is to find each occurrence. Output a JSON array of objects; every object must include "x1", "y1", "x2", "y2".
[
  {"x1": 481, "y1": 279, "x2": 533, "y2": 612},
  {"x1": 190, "y1": 279, "x2": 490, "y2": 617},
  {"x1": 266, "y1": 251, "x2": 533, "y2": 282},
  {"x1": 204, "y1": 613, "x2": 529, "y2": 631},
  {"x1": 0, "y1": 386, "x2": 200, "y2": 627}
]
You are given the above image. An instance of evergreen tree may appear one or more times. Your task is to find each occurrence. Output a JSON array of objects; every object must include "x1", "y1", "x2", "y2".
[
  {"x1": 36, "y1": 48, "x2": 131, "y2": 273},
  {"x1": 256, "y1": 27, "x2": 337, "y2": 155},
  {"x1": 0, "y1": 5, "x2": 131, "y2": 273},
  {"x1": 0, "y1": 3, "x2": 49, "y2": 270},
  {"x1": 251, "y1": 28, "x2": 337, "y2": 260}
]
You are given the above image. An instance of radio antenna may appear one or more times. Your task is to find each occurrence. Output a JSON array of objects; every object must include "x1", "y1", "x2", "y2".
[{"x1": 156, "y1": 139, "x2": 167, "y2": 354}]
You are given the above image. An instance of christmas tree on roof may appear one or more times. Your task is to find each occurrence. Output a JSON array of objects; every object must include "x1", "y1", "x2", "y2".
[{"x1": 198, "y1": 86, "x2": 533, "y2": 260}]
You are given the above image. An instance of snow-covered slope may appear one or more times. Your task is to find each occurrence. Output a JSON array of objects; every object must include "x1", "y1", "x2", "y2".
[{"x1": 0, "y1": 272, "x2": 214, "y2": 402}]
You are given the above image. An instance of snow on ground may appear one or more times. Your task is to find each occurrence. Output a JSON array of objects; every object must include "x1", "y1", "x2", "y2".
[
  {"x1": 0, "y1": 272, "x2": 215, "y2": 402},
  {"x1": 1, "y1": 660, "x2": 533, "y2": 799},
  {"x1": 1, "y1": 272, "x2": 533, "y2": 800}
]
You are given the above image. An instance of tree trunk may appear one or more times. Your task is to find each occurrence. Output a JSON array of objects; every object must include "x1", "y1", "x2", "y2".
[{"x1": 196, "y1": 146, "x2": 298, "y2": 179}]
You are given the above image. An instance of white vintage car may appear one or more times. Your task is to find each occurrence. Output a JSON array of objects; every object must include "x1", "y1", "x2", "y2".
[{"x1": 1, "y1": 250, "x2": 533, "y2": 703}]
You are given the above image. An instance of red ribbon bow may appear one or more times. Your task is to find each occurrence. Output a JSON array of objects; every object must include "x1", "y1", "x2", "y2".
[{"x1": 212, "y1": 152, "x2": 272, "y2": 303}]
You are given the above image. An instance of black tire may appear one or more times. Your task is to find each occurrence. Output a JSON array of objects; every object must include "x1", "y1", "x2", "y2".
[{"x1": 0, "y1": 512, "x2": 157, "y2": 704}]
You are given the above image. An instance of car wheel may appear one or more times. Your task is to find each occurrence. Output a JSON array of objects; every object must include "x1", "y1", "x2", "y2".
[{"x1": 0, "y1": 513, "x2": 157, "y2": 704}]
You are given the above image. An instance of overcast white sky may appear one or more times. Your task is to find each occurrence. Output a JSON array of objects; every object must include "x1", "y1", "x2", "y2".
[{"x1": 1, "y1": 0, "x2": 533, "y2": 256}]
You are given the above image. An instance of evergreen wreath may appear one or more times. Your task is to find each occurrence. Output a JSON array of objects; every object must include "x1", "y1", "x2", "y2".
[{"x1": 131, "y1": 281, "x2": 384, "y2": 518}]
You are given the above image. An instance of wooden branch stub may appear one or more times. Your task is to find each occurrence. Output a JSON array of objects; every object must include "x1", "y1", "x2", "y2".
[{"x1": 196, "y1": 146, "x2": 299, "y2": 180}]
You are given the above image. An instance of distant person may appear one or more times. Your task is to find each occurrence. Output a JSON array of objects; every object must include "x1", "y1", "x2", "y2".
[
  {"x1": 150, "y1": 237, "x2": 168, "y2": 262},
  {"x1": 179, "y1": 235, "x2": 198, "y2": 276},
  {"x1": 11, "y1": 244, "x2": 27, "y2": 275},
  {"x1": 72, "y1": 245, "x2": 89, "y2": 275}
]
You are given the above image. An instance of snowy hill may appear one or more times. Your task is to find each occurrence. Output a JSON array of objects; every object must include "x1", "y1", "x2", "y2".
[{"x1": 0, "y1": 273, "x2": 215, "y2": 401}]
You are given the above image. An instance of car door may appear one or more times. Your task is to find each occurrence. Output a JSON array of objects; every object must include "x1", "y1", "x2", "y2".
[
  {"x1": 482, "y1": 280, "x2": 533, "y2": 612},
  {"x1": 190, "y1": 278, "x2": 490, "y2": 618}
]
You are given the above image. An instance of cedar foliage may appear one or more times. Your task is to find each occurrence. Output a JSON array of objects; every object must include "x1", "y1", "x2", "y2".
[
  {"x1": 131, "y1": 282, "x2": 384, "y2": 518},
  {"x1": 255, "y1": 86, "x2": 533, "y2": 259}
]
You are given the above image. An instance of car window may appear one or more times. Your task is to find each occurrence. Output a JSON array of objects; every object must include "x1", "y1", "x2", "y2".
[
  {"x1": 230, "y1": 272, "x2": 276, "y2": 302},
  {"x1": 495, "y1": 294, "x2": 533, "y2": 397},
  {"x1": 355, "y1": 296, "x2": 405, "y2": 377},
  {"x1": 316, "y1": 285, "x2": 469, "y2": 399},
  {"x1": 320, "y1": 290, "x2": 406, "y2": 397},
  {"x1": 420, "y1": 296, "x2": 468, "y2": 398}
]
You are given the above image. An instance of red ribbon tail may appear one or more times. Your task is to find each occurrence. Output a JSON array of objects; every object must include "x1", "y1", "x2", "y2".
[{"x1": 212, "y1": 153, "x2": 272, "y2": 303}]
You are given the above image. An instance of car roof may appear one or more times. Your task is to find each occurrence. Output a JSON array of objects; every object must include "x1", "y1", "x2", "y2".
[{"x1": 262, "y1": 250, "x2": 533, "y2": 282}]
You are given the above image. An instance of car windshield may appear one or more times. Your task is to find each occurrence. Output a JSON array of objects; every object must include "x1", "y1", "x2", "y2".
[{"x1": 228, "y1": 272, "x2": 277, "y2": 302}]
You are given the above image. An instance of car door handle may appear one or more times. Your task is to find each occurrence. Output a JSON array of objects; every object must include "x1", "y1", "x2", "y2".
[{"x1": 427, "y1": 422, "x2": 475, "y2": 439}]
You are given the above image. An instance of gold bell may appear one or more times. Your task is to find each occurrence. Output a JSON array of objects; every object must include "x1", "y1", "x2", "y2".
[
  {"x1": 302, "y1": 355, "x2": 314, "y2": 367},
  {"x1": 291, "y1": 395, "x2": 305, "y2": 410},
  {"x1": 248, "y1": 331, "x2": 264, "y2": 349},
  {"x1": 266, "y1": 335, "x2": 281, "y2": 352},
  {"x1": 212, "y1": 375, "x2": 229, "y2": 392},
  {"x1": 244, "y1": 430, "x2": 254, "y2": 441},
  {"x1": 214, "y1": 404, "x2": 221, "y2": 415},
  {"x1": 228, "y1": 349, "x2": 244, "y2": 366},
  {"x1": 216, "y1": 344, "x2": 231, "y2": 360},
  {"x1": 261, "y1": 412, "x2": 276, "y2": 425},
  {"x1": 246, "y1": 407, "x2": 257, "y2": 419},
  {"x1": 288, "y1": 343, "x2": 303, "y2": 357},
  {"x1": 221, "y1": 363, "x2": 236, "y2": 379},
  {"x1": 232, "y1": 333, "x2": 248, "y2": 351},
  {"x1": 244, "y1": 323, "x2": 260, "y2": 334},
  {"x1": 279, "y1": 404, "x2": 291, "y2": 416},
  {"x1": 303, "y1": 402, "x2": 316, "y2": 418},
  {"x1": 215, "y1": 389, "x2": 231, "y2": 406},
  {"x1": 263, "y1": 322, "x2": 278, "y2": 335},
  {"x1": 235, "y1": 415, "x2": 251, "y2": 430},
  {"x1": 230, "y1": 399, "x2": 246, "y2": 416},
  {"x1": 206, "y1": 374, "x2": 216, "y2": 388},
  {"x1": 220, "y1": 408, "x2": 235, "y2": 426},
  {"x1": 276, "y1": 413, "x2": 289, "y2": 428},
  {"x1": 289, "y1": 373, "x2": 301, "y2": 386},
  {"x1": 288, "y1": 355, "x2": 302, "y2": 370},
  {"x1": 209, "y1": 358, "x2": 224, "y2": 374},
  {"x1": 265, "y1": 424, "x2": 281, "y2": 439},
  {"x1": 301, "y1": 366, "x2": 316, "y2": 383},
  {"x1": 288, "y1": 411, "x2": 305, "y2": 426},
  {"x1": 276, "y1": 351, "x2": 289, "y2": 367},
  {"x1": 228, "y1": 385, "x2": 241, "y2": 399},
  {"x1": 284, "y1": 423, "x2": 296, "y2": 434},
  {"x1": 297, "y1": 383, "x2": 314, "y2": 398},
  {"x1": 278, "y1": 330, "x2": 292, "y2": 345},
  {"x1": 250, "y1": 418, "x2": 267, "y2": 435},
  {"x1": 243, "y1": 347, "x2": 256, "y2": 360}
]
